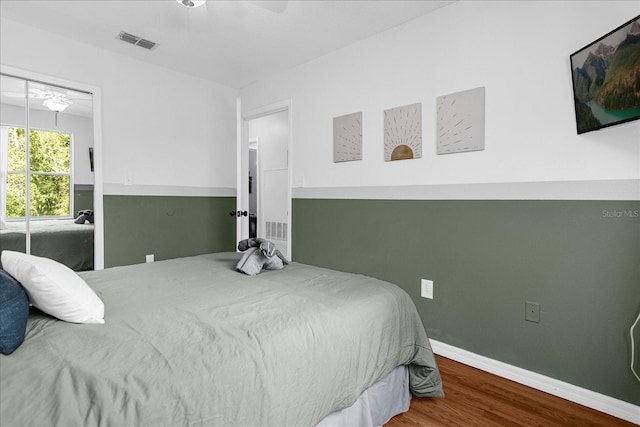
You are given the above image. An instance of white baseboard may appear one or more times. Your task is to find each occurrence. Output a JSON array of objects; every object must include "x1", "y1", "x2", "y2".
[{"x1": 429, "y1": 339, "x2": 640, "y2": 425}]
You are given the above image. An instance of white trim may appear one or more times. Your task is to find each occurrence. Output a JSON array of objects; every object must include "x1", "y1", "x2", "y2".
[
  {"x1": 249, "y1": 137, "x2": 262, "y2": 242},
  {"x1": 429, "y1": 339, "x2": 640, "y2": 424},
  {"x1": 0, "y1": 126, "x2": 8, "y2": 219},
  {"x1": 236, "y1": 97, "x2": 243, "y2": 246},
  {"x1": 243, "y1": 99, "x2": 289, "y2": 119},
  {"x1": 293, "y1": 179, "x2": 640, "y2": 201},
  {"x1": 287, "y1": 104, "x2": 293, "y2": 256},
  {"x1": 103, "y1": 184, "x2": 235, "y2": 197},
  {"x1": 92, "y1": 87, "x2": 104, "y2": 270}
]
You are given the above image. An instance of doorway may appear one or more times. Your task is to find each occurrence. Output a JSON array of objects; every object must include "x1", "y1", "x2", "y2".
[{"x1": 237, "y1": 101, "x2": 291, "y2": 259}]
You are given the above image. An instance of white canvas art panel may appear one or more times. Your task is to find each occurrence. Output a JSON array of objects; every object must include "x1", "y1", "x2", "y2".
[
  {"x1": 333, "y1": 112, "x2": 362, "y2": 162},
  {"x1": 384, "y1": 102, "x2": 422, "y2": 161},
  {"x1": 436, "y1": 86, "x2": 485, "y2": 154}
]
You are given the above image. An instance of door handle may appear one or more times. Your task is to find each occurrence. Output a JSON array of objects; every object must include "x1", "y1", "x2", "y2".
[{"x1": 230, "y1": 210, "x2": 248, "y2": 217}]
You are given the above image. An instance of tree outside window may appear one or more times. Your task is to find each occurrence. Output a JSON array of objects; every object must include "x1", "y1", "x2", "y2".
[{"x1": 4, "y1": 127, "x2": 72, "y2": 218}]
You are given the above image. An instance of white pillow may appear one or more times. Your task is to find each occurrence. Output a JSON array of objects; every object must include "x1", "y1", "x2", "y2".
[{"x1": 1, "y1": 251, "x2": 104, "y2": 324}]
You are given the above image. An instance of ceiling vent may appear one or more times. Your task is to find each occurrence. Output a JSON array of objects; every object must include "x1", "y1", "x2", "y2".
[{"x1": 117, "y1": 31, "x2": 158, "y2": 50}]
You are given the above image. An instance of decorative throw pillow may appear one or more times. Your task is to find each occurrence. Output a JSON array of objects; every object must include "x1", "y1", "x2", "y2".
[
  {"x1": 236, "y1": 247, "x2": 268, "y2": 276},
  {"x1": 0, "y1": 269, "x2": 29, "y2": 355},
  {"x1": 0, "y1": 251, "x2": 104, "y2": 324}
]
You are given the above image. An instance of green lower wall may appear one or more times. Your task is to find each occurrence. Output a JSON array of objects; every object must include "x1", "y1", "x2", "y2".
[
  {"x1": 74, "y1": 188, "x2": 94, "y2": 214},
  {"x1": 292, "y1": 198, "x2": 640, "y2": 405},
  {"x1": 103, "y1": 195, "x2": 236, "y2": 268},
  {"x1": 99, "y1": 195, "x2": 639, "y2": 404}
]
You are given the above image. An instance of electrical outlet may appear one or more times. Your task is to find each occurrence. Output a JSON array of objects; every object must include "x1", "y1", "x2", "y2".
[
  {"x1": 525, "y1": 301, "x2": 540, "y2": 323},
  {"x1": 146, "y1": 254, "x2": 154, "y2": 263},
  {"x1": 421, "y1": 279, "x2": 434, "y2": 299}
]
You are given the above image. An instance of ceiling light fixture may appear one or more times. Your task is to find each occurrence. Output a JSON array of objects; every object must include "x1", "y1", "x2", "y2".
[
  {"x1": 176, "y1": 0, "x2": 206, "y2": 8},
  {"x1": 42, "y1": 95, "x2": 71, "y2": 126},
  {"x1": 43, "y1": 96, "x2": 70, "y2": 113}
]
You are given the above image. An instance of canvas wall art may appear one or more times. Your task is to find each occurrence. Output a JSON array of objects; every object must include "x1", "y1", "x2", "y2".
[
  {"x1": 436, "y1": 86, "x2": 485, "y2": 155},
  {"x1": 333, "y1": 112, "x2": 362, "y2": 162},
  {"x1": 384, "y1": 102, "x2": 422, "y2": 161}
]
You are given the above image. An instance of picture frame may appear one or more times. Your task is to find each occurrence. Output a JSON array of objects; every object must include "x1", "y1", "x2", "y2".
[{"x1": 569, "y1": 15, "x2": 640, "y2": 134}]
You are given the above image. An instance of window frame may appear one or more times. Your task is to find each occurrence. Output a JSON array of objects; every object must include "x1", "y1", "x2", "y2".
[{"x1": 1, "y1": 124, "x2": 74, "y2": 220}]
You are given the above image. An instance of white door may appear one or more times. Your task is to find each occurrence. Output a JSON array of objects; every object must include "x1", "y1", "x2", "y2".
[{"x1": 237, "y1": 101, "x2": 291, "y2": 259}]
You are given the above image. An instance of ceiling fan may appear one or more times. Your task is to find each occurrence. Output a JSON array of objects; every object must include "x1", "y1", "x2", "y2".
[
  {"x1": 172, "y1": 0, "x2": 289, "y2": 43},
  {"x1": 176, "y1": 0, "x2": 288, "y2": 13},
  {"x1": 29, "y1": 87, "x2": 74, "y2": 125},
  {"x1": 29, "y1": 88, "x2": 73, "y2": 113}
]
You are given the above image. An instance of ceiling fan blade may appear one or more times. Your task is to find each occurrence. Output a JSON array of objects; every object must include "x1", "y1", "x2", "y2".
[
  {"x1": 28, "y1": 88, "x2": 49, "y2": 99},
  {"x1": 249, "y1": 0, "x2": 287, "y2": 13}
]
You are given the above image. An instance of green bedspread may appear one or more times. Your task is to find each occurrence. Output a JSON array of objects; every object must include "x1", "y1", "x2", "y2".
[
  {"x1": 0, "y1": 252, "x2": 443, "y2": 426},
  {"x1": 0, "y1": 219, "x2": 94, "y2": 271}
]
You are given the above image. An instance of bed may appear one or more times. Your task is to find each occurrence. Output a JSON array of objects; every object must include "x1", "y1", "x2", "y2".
[
  {"x1": 0, "y1": 219, "x2": 94, "y2": 271},
  {"x1": 0, "y1": 251, "x2": 443, "y2": 426}
]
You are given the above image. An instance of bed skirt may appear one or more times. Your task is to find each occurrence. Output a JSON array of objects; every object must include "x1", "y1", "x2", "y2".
[{"x1": 318, "y1": 365, "x2": 410, "y2": 427}]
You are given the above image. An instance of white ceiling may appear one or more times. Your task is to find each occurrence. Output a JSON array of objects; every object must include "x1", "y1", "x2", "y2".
[{"x1": 0, "y1": 0, "x2": 455, "y2": 89}]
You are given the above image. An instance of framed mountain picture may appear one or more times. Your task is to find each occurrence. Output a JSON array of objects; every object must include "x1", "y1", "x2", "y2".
[{"x1": 570, "y1": 15, "x2": 640, "y2": 134}]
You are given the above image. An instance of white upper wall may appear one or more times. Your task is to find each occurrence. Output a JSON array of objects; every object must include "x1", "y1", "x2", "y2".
[
  {"x1": 240, "y1": 1, "x2": 640, "y2": 193},
  {"x1": 1, "y1": 17, "x2": 238, "y2": 195},
  {"x1": 2, "y1": 2, "x2": 638, "y2": 198}
]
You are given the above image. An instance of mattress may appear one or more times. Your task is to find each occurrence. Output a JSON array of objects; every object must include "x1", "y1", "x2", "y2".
[{"x1": 0, "y1": 252, "x2": 442, "y2": 426}]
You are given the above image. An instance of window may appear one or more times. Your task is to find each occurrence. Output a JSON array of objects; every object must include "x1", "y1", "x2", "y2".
[{"x1": 1, "y1": 126, "x2": 73, "y2": 218}]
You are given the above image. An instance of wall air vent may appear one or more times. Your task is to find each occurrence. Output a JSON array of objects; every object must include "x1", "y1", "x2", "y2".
[{"x1": 117, "y1": 31, "x2": 158, "y2": 50}]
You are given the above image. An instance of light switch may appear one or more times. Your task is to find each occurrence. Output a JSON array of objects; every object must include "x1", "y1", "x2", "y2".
[{"x1": 421, "y1": 279, "x2": 434, "y2": 299}]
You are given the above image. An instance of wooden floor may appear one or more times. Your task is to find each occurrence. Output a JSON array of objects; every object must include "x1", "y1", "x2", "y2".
[{"x1": 385, "y1": 356, "x2": 637, "y2": 427}]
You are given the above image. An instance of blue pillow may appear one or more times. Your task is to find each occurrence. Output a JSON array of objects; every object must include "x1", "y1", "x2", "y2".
[{"x1": 0, "y1": 268, "x2": 29, "y2": 355}]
